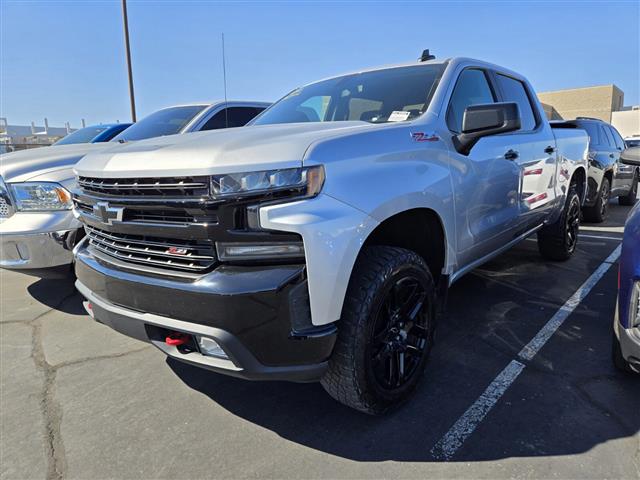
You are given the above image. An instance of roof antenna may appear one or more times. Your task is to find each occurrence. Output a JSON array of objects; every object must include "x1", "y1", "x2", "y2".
[
  {"x1": 419, "y1": 49, "x2": 435, "y2": 62},
  {"x1": 221, "y1": 33, "x2": 229, "y2": 128}
]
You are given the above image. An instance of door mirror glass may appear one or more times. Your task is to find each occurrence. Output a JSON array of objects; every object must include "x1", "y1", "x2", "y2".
[{"x1": 453, "y1": 102, "x2": 521, "y2": 155}]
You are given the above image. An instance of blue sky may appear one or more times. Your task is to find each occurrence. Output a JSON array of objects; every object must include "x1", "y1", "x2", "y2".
[{"x1": 1, "y1": 1, "x2": 638, "y2": 127}]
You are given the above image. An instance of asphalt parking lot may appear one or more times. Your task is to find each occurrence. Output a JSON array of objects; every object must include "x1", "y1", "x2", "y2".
[{"x1": 1, "y1": 202, "x2": 639, "y2": 480}]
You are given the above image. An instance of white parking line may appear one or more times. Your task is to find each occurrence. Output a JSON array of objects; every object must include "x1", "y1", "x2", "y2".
[
  {"x1": 431, "y1": 244, "x2": 622, "y2": 461},
  {"x1": 578, "y1": 234, "x2": 623, "y2": 242}
]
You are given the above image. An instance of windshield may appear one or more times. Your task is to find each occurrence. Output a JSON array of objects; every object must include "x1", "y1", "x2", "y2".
[
  {"x1": 626, "y1": 139, "x2": 640, "y2": 148},
  {"x1": 54, "y1": 126, "x2": 109, "y2": 145},
  {"x1": 252, "y1": 64, "x2": 445, "y2": 126},
  {"x1": 111, "y1": 105, "x2": 207, "y2": 142}
]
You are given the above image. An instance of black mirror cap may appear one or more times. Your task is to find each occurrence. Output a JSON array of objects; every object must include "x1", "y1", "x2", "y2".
[
  {"x1": 620, "y1": 146, "x2": 640, "y2": 166},
  {"x1": 454, "y1": 102, "x2": 522, "y2": 155}
]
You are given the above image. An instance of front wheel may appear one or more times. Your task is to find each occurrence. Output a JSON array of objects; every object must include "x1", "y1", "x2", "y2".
[
  {"x1": 537, "y1": 186, "x2": 581, "y2": 261},
  {"x1": 321, "y1": 246, "x2": 435, "y2": 415}
]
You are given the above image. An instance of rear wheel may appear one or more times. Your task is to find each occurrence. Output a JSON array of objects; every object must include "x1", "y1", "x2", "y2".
[
  {"x1": 618, "y1": 172, "x2": 638, "y2": 206},
  {"x1": 321, "y1": 246, "x2": 435, "y2": 415},
  {"x1": 537, "y1": 185, "x2": 581, "y2": 261},
  {"x1": 583, "y1": 176, "x2": 610, "y2": 223}
]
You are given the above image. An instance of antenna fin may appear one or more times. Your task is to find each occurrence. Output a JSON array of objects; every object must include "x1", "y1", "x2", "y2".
[{"x1": 222, "y1": 33, "x2": 229, "y2": 128}]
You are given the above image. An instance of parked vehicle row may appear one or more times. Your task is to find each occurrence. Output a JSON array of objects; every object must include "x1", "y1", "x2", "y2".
[
  {"x1": 71, "y1": 54, "x2": 593, "y2": 414},
  {"x1": 552, "y1": 117, "x2": 639, "y2": 222},
  {"x1": 1, "y1": 51, "x2": 637, "y2": 415},
  {"x1": 0, "y1": 101, "x2": 269, "y2": 276},
  {"x1": 53, "y1": 123, "x2": 133, "y2": 146}
]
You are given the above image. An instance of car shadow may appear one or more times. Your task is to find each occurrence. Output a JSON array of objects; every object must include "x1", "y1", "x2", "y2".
[
  {"x1": 26, "y1": 274, "x2": 85, "y2": 316},
  {"x1": 167, "y1": 202, "x2": 639, "y2": 462}
]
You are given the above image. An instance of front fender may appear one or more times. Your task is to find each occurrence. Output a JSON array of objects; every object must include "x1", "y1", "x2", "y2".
[{"x1": 259, "y1": 194, "x2": 378, "y2": 326}]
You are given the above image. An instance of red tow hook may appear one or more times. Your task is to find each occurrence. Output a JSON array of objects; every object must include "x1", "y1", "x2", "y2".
[{"x1": 165, "y1": 332, "x2": 191, "y2": 346}]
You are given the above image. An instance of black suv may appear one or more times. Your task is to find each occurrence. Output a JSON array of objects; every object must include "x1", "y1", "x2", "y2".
[{"x1": 554, "y1": 118, "x2": 638, "y2": 222}]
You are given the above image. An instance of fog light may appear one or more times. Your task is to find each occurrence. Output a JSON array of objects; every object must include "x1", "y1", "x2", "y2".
[
  {"x1": 197, "y1": 336, "x2": 228, "y2": 359},
  {"x1": 216, "y1": 242, "x2": 304, "y2": 261}
]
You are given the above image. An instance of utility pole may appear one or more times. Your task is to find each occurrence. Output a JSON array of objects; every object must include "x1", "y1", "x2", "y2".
[{"x1": 121, "y1": 0, "x2": 137, "y2": 122}]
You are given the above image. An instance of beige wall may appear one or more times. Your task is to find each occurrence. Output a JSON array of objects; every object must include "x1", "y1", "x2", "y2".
[
  {"x1": 612, "y1": 109, "x2": 640, "y2": 138},
  {"x1": 537, "y1": 85, "x2": 624, "y2": 122}
]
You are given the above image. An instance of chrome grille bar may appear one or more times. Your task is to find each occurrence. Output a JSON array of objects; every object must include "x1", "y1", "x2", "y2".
[
  {"x1": 85, "y1": 226, "x2": 216, "y2": 272},
  {"x1": 78, "y1": 176, "x2": 210, "y2": 197}
]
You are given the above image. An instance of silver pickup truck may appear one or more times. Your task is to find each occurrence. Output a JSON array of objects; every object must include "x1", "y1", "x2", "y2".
[
  {"x1": 72, "y1": 54, "x2": 589, "y2": 414},
  {"x1": 0, "y1": 101, "x2": 269, "y2": 276}
]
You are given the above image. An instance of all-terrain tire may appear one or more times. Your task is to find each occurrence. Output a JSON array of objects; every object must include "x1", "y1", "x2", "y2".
[
  {"x1": 537, "y1": 185, "x2": 581, "y2": 261},
  {"x1": 320, "y1": 246, "x2": 436, "y2": 415},
  {"x1": 583, "y1": 176, "x2": 610, "y2": 223}
]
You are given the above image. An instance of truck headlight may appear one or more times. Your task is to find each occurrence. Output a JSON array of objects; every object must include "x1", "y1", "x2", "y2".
[
  {"x1": 9, "y1": 182, "x2": 73, "y2": 211},
  {"x1": 210, "y1": 166, "x2": 324, "y2": 198},
  {"x1": 630, "y1": 282, "x2": 640, "y2": 328}
]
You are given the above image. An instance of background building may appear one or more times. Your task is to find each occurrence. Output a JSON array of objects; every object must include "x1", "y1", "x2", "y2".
[
  {"x1": 612, "y1": 106, "x2": 640, "y2": 138},
  {"x1": 0, "y1": 118, "x2": 77, "y2": 153},
  {"x1": 537, "y1": 84, "x2": 639, "y2": 138}
]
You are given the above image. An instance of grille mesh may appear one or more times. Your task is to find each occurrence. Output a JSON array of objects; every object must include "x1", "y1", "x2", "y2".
[
  {"x1": 0, "y1": 197, "x2": 11, "y2": 218},
  {"x1": 86, "y1": 226, "x2": 216, "y2": 272}
]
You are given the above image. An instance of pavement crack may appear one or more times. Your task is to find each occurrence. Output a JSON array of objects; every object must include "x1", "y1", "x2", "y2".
[
  {"x1": 31, "y1": 319, "x2": 67, "y2": 480},
  {"x1": 55, "y1": 344, "x2": 152, "y2": 369}
]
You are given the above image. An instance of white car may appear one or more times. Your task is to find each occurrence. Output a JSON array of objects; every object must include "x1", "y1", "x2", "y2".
[
  {"x1": 0, "y1": 101, "x2": 269, "y2": 276},
  {"x1": 72, "y1": 54, "x2": 588, "y2": 413}
]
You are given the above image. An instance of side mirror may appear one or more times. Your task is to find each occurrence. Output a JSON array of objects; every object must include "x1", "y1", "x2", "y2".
[
  {"x1": 453, "y1": 102, "x2": 521, "y2": 155},
  {"x1": 620, "y1": 146, "x2": 640, "y2": 166}
]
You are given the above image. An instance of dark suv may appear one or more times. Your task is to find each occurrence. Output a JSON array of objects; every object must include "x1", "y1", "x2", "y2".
[{"x1": 555, "y1": 118, "x2": 638, "y2": 222}]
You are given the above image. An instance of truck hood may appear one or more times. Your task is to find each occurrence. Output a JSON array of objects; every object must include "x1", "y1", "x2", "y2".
[
  {"x1": 75, "y1": 121, "x2": 373, "y2": 178},
  {"x1": 0, "y1": 143, "x2": 109, "y2": 183}
]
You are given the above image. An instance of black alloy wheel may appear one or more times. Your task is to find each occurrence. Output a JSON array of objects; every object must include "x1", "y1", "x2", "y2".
[{"x1": 368, "y1": 275, "x2": 431, "y2": 390}]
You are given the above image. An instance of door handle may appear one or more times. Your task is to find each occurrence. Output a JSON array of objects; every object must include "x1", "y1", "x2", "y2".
[
  {"x1": 610, "y1": 153, "x2": 615, "y2": 159},
  {"x1": 504, "y1": 149, "x2": 519, "y2": 161},
  {"x1": 544, "y1": 146, "x2": 555, "y2": 154}
]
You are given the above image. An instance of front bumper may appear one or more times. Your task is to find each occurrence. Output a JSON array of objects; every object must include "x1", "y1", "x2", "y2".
[
  {"x1": 74, "y1": 244, "x2": 337, "y2": 382},
  {"x1": 614, "y1": 305, "x2": 640, "y2": 373},
  {"x1": 0, "y1": 211, "x2": 80, "y2": 270}
]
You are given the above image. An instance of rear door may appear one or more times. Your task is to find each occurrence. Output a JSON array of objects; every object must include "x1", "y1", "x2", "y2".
[{"x1": 492, "y1": 72, "x2": 557, "y2": 230}]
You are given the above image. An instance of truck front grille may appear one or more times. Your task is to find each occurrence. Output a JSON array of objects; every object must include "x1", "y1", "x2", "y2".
[
  {"x1": 86, "y1": 225, "x2": 216, "y2": 272},
  {"x1": 78, "y1": 176, "x2": 210, "y2": 197},
  {"x1": 0, "y1": 197, "x2": 11, "y2": 218}
]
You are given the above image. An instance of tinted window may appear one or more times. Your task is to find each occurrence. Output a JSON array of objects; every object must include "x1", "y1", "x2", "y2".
[
  {"x1": 578, "y1": 122, "x2": 601, "y2": 146},
  {"x1": 446, "y1": 69, "x2": 496, "y2": 133},
  {"x1": 253, "y1": 64, "x2": 445, "y2": 125},
  {"x1": 495, "y1": 74, "x2": 537, "y2": 131},
  {"x1": 608, "y1": 126, "x2": 625, "y2": 150},
  {"x1": 600, "y1": 125, "x2": 615, "y2": 148},
  {"x1": 111, "y1": 105, "x2": 206, "y2": 142},
  {"x1": 54, "y1": 126, "x2": 108, "y2": 145},
  {"x1": 200, "y1": 107, "x2": 264, "y2": 131}
]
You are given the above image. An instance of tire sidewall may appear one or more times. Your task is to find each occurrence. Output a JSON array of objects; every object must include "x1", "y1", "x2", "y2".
[{"x1": 358, "y1": 263, "x2": 435, "y2": 405}]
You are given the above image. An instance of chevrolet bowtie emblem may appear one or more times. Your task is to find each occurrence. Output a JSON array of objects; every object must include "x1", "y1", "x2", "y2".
[{"x1": 93, "y1": 202, "x2": 124, "y2": 225}]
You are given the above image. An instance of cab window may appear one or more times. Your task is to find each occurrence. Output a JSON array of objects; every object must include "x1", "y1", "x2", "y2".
[
  {"x1": 200, "y1": 107, "x2": 265, "y2": 131},
  {"x1": 600, "y1": 125, "x2": 615, "y2": 148},
  {"x1": 495, "y1": 74, "x2": 537, "y2": 131},
  {"x1": 608, "y1": 126, "x2": 625, "y2": 150},
  {"x1": 446, "y1": 69, "x2": 496, "y2": 133}
]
